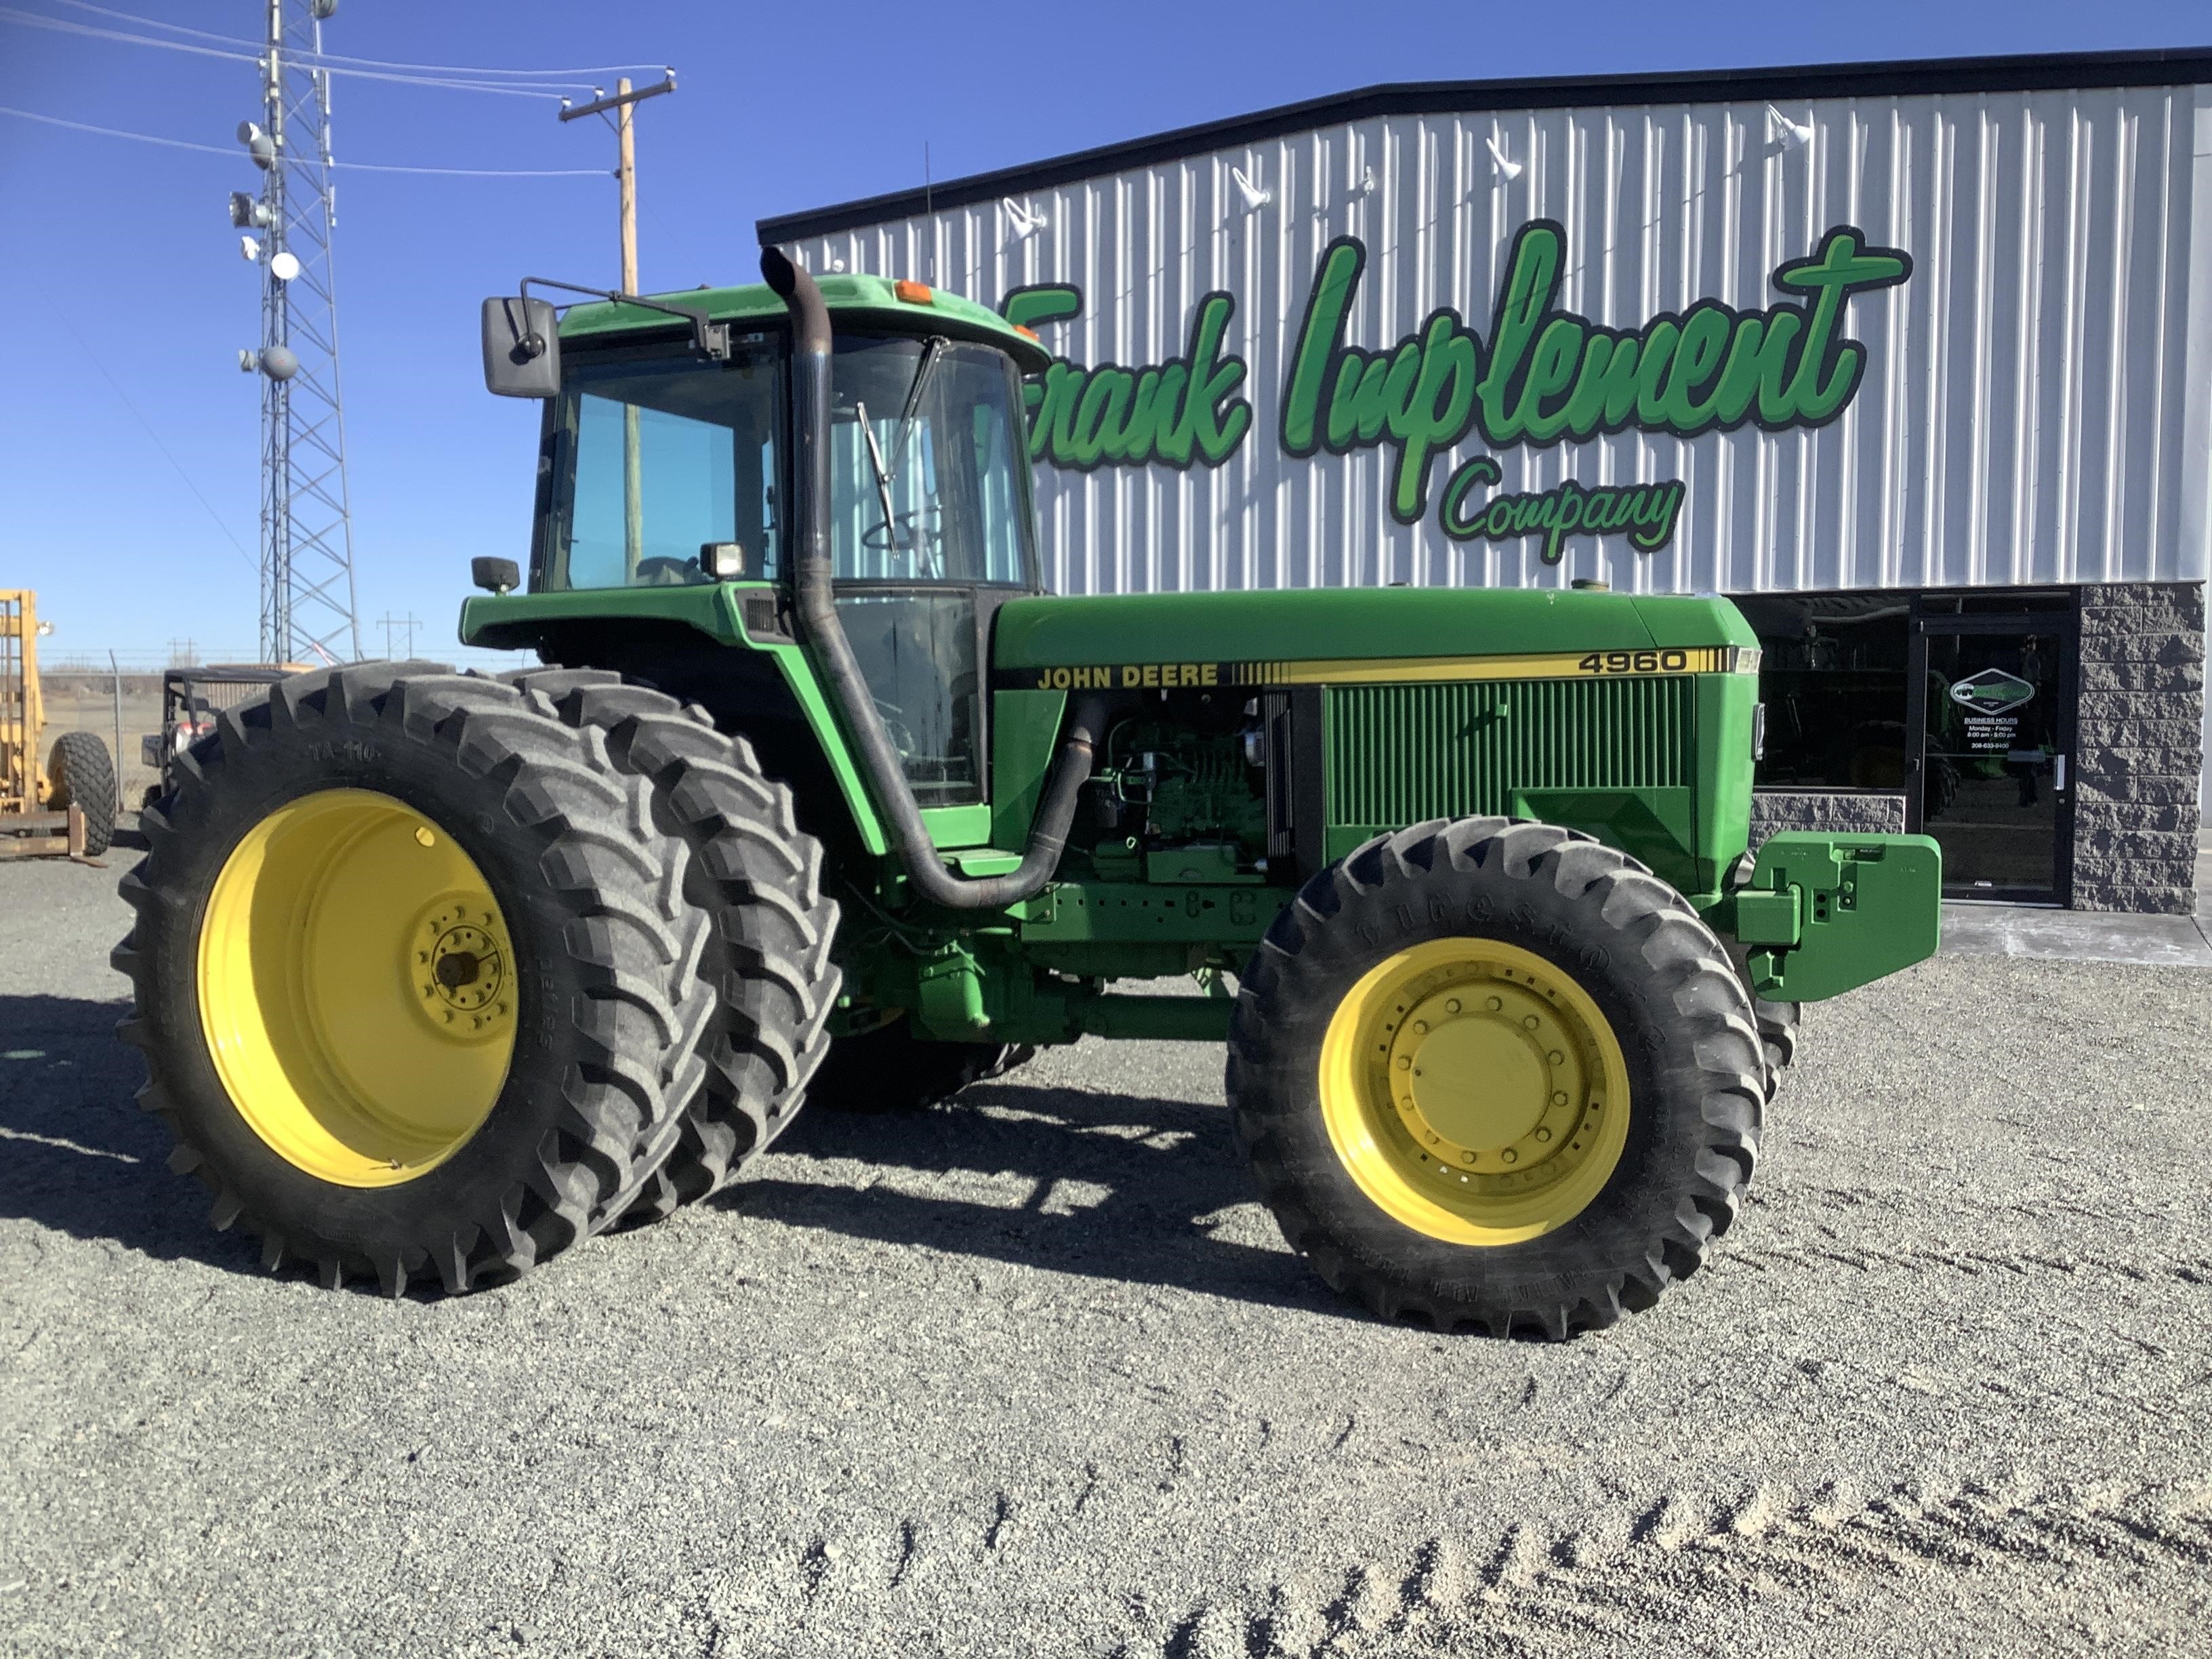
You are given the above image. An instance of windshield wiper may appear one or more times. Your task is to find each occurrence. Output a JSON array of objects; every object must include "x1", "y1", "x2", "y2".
[
  {"x1": 853, "y1": 399, "x2": 905, "y2": 564},
  {"x1": 851, "y1": 340, "x2": 949, "y2": 579},
  {"x1": 886, "y1": 336, "x2": 945, "y2": 484}
]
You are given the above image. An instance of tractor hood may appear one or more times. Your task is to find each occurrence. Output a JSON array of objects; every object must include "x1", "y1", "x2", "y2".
[{"x1": 990, "y1": 588, "x2": 1758, "y2": 688}]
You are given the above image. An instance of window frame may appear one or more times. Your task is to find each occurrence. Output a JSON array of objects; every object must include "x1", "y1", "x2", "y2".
[
  {"x1": 530, "y1": 327, "x2": 791, "y2": 594},
  {"x1": 823, "y1": 329, "x2": 1043, "y2": 596},
  {"x1": 532, "y1": 325, "x2": 1044, "y2": 600}
]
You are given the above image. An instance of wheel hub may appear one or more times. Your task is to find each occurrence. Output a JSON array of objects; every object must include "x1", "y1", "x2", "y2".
[
  {"x1": 197, "y1": 790, "x2": 518, "y2": 1188},
  {"x1": 1317, "y1": 937, "x2": 1633, "y2": 1246},
  {"x1": 1391, "y1": 982, "x2": 1591, "y2": 1173},
  {"x1": 411, "y1": 901, "x2": 510, "y2": 1037}
]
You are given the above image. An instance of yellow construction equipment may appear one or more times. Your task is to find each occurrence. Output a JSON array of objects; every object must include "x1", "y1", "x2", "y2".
[{"x1": 1, "y1": 590, "x2": 116, "y2": 859}]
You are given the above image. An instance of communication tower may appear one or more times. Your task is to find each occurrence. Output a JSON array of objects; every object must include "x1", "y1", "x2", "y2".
[{"x1": 234, "y1": 0, "x2": 361, "y2": 664}]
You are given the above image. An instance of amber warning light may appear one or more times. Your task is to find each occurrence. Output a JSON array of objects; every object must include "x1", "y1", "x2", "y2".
[{"x1": 893, "y1": 279, "x2": 934, "y2": 305}]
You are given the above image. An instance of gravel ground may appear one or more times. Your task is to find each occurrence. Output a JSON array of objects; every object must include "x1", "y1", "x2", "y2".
[{"x1": 3, "y1": 855, "x2": 2210, "y2": 1658}]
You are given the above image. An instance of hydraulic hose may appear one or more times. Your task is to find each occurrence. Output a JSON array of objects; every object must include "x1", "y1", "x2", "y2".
[{"x1": 760, "y1": 245, "x2": 1109, "y2": 911}]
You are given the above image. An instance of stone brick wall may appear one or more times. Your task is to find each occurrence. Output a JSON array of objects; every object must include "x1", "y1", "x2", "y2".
[
  {"x1": 1749, "y1": 790, "x2": 1910, "y2": 849},
  {"x1": 2072, "y1": 581, "x2": 2207, "y2": 914}
]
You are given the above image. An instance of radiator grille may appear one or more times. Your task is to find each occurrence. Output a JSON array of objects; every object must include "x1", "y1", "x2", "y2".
[{"x1": 1324, "y1": 676, "x2": 1695, "y2": 827}]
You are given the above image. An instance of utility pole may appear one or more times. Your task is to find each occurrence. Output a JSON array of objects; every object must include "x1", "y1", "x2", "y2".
[
  {"x1": 234, "y1": 0, "x2": 361, "y2": 667},
  {"x1": 561, "y1": 73, "x2": 675, "y2": 580},
  {"x1": 617, "y1": 77, "x2": 639, "y2": 291},
  {"x1": 376, "y1": 612, "x2": 422, "y2": 659},
  {"x1": 558, "y1": 74, "x2": 672, "y2": 289}
]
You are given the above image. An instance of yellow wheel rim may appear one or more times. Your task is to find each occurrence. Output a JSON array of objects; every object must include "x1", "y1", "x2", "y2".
[
  {"x1": 1317, "y1": 937, "x2": 1631, "y2": 1246},
  {"x1": 197, "y1": 788, "x2": 516, "y2": 1187}
]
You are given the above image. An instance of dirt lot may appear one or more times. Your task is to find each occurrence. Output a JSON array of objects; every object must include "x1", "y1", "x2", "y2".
[{"x1": 2, "y1": 857, "x2": 2209, "y2": 1658}]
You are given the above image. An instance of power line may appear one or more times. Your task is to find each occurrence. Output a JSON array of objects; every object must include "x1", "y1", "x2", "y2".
[
  {"x1": 47, "y1": 0, "x2": 668, "y2": 81},
  {"x1": 0, "y1": 103, "x2": 232, "y2": 155},
  {"x1": 22, "y1": 270, "x2": 260, "y2": 579},
  {"x1": 0, "y1": 106, "x2": 609, "y2": 176},
  {"x1": 330, "y1": 159, "x2": 607, "y2": 178},
  {"x1": 39, "y1": 0, "x2": 285, "y2": 52},
  {"x1": 0, "y1": 8, "x2": 598, "y2": 98},
  {"x1": 0, "y1": 7, "x2": 251, "y2": 66}
]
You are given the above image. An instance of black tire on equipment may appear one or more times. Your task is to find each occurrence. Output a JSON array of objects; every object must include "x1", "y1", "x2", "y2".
[
  {"x1": 1755, "y1": 997, "x2": 1801, "y2": 1083},
  {"x1": 503, "y1": 669, "x2": 842, "y2": 1225},
  {"x1": 47, "y1": 730, "x2": 117, "y2": 855},
  {"x1": 808, "y1": 1017, "x2": 1034, "y2": 1113},
  {"x1": 1227, "y1": 817, "x2": 1767, "y2": 1339},
  {"x1": 111, "y1": 661, "x2": 716, "y2": 1294}
]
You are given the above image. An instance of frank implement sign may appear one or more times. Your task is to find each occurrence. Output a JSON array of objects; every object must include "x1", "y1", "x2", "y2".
[{"x1": 1002, "y1": 223, "x2": 1911, "y2": 567}]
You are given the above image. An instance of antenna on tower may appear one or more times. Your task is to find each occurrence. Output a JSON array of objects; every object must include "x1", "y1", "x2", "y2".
[{"x1": 235, "y1": 0, "x2": 361, "y2": 665}]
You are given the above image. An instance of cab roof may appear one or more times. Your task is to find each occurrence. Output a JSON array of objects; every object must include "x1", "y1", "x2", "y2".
[{"x1": 556, "y1": 273, "x2": 1052, "y2": 373}]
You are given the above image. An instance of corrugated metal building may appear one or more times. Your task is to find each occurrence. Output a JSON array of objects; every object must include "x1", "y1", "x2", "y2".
[{"x1": 760, "y1": 47, "x2": 2211, "y2": 914}]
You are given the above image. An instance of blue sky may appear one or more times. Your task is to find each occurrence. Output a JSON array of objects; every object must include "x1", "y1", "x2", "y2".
[{"x1": 2, "y1": 0, "x2": 2207, "y2": 663}]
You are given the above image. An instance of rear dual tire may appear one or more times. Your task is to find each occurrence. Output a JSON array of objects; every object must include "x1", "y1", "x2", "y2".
[
  {"x1": 114, "y1": 664, "x2": 722, "y2": 1294},
  {"x1": 1228, "y1": 817, "x2": 1765, "y2": 1338},
  {"x1": 501, "y1": 670, "x2": 841, "y2": 1225}
]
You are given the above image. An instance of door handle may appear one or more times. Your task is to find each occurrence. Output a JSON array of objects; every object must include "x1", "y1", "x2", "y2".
[{"x1": 2054, "y1": 754, "x2": 2067, "y2": 792}]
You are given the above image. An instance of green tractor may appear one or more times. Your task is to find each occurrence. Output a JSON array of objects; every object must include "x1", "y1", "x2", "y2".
[{"x1": 114, "y1": 251, "x2": 1940, "y2": 1334}]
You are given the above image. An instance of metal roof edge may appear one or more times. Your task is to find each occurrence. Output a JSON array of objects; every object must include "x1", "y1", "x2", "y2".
[{"x1": 755, "y1": 44, "x2": 2212, "y2": 245}]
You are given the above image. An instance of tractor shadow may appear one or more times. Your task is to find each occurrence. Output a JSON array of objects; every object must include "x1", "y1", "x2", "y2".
[
  {"x1": 0, "y1": 992, "x2": 260, "y2": 1277},
  {"x1": 0, "y1": 994, "x2": 1352, "y2": 1317},
  {"x1": 733, "y1": 1076, "x2": 1351, "y2": 1319}
]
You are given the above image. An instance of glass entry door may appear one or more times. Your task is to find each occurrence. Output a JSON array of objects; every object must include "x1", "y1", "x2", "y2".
[{"x1": 1909, "y1": 621, "x2": 2073, "y2": 902}]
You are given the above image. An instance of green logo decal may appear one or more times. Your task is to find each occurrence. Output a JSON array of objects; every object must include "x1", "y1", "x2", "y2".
[
  {"x1": 1000, "y1": 283, "x2": 1251, "y2": 472},
  {"x1": 1948, "y1": 669, "x2": 2036, "y2": 715},
  {"x1": 1439, "y1": 462, "x2": 1688, "y2": 565},
  {"x1": 1282, "y1": 222, "x2": 1911, "y2": 528},
  {"x1": 999, "y1": 219, "x2": 1911, "y2": 562}
]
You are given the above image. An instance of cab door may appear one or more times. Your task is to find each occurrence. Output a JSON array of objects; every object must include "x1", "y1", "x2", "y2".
[{"x1": 827, "y1": 335, "x2": 1040, "y2": 808}]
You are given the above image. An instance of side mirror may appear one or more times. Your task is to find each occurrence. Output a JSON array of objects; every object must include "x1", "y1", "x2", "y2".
[
  {"x1": 472, "y1": 556, "x2": 520, "y2": 594},
  {"x1": 481, "y1": 295, "x2": 560, "y2": 398}
]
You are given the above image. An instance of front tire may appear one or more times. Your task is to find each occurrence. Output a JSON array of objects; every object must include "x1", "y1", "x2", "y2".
[
  {"x1": 1755, "y1": 998, "x2": 1801, "y2": 1084},
  {"x1": 1227, "y1": 818, "x2": 1765, "y2": 1338},
  {"x1": 112, "y1": 663, "x2": 714, "y2": 1294}
]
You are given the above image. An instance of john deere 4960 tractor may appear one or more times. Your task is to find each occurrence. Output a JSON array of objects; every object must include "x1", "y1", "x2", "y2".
[{"x1": 115, "y1": 251, "x2": 1940, "y2": 1334}]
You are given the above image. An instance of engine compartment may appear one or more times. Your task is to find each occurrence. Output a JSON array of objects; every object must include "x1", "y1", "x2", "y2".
[{"x1": 1074, "y1": 695, "x2": 1271, "y2": 884}]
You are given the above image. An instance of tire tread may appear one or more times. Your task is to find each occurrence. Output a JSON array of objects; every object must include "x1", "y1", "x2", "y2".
[
  {"x1": 504, "y1": 669, "x2": 842, "y2": 1226},
  {"x1": 1227, "y1": 816, "x2": 1764, "y2": 1339},
  {"x1": 111, "y1": 661, "x2": 712, "y2": 1294}
]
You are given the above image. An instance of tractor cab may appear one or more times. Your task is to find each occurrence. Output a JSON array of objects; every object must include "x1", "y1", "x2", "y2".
[{"x1": 480, "y1": 269, "x2": 1050, "y2": 810}]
